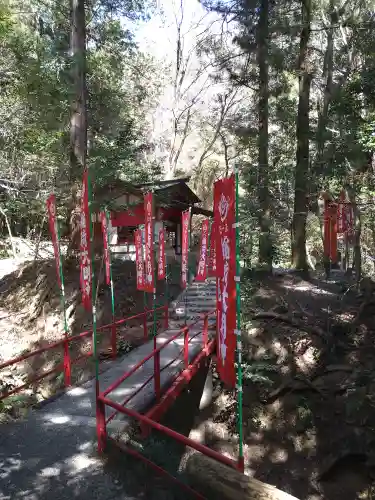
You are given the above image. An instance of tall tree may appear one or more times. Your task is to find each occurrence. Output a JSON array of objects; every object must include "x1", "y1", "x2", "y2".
[
  {"x1": 291, "y1": 0, "x2": 312, "y2": 272},
  {"x1": 70, "y1": 0, "x2": 87, "y2": 182},
  {"x1": 257, "y1": 0, "x2": 271, "y2": 270}
]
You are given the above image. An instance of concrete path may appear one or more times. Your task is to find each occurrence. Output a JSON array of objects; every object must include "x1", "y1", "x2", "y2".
[{"x1": 0, "y1": 280, "x2": 216, "y2": 500}]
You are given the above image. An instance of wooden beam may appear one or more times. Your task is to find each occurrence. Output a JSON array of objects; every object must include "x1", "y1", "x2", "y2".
[{"x1": 185, "y1": 452, "x2": 300, "y2": 500}]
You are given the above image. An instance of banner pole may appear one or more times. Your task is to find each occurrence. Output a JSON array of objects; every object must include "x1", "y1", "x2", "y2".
[
  {"x1": 234, "y1": 164, "x2": 244, "y2": 471},
  {"x1": 185, "y1": 208, "x2": 191, "y2": 326},
  {"x1": 152, "y1": 195, "x2": 157, "y2": 350},
  {"x1": 164, "y1": 224, "x2": 168, "y2": 300},
  {"x1": 105, "y1": 208, "x2": 116, "y2": 357},
  {"x1": 87, "y1": 171, "x2": 99, "y2": 390},
  {"x1": 56, "y1": 211, "x2": 71, "y2": 386}
]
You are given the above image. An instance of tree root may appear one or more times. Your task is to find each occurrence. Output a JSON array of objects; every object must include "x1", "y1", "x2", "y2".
[
  {"x1": 264, "y1": 366, "x2": 354, "y2": 404},
  {"x1": 264, "y1": 376, "x2": 326, "y2": 404},
  {"x1": 252, "y1": 312, "x2": 327, "y2": 340}
]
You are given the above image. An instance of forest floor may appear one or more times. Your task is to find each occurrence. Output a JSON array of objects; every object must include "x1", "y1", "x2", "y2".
[
  {"x1": 2, "y1": 256, "x2": 375, "y2": 499},
  {"x1": 185, "y1": 270, "x2": 375, "y2": 500}
]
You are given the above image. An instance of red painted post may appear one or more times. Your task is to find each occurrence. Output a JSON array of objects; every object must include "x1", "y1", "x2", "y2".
[
  {"x1": 164, "y1": 304, "x2": 169, "y2": 330},
  {"x1": 143, "y1": 311, "x2": 148, "y2": 340},
  {"x1": 63, "y1": 337, "x2": 71, "y2": 386},
  {"x1": 184, "y1": 327, "x2": 189, "y2": 368},
  {"x1": 111, "y1": 323, "x2": 117, "y2": 359},
  {"x1": 237, "y1": 456, "x2": 245, "y2": 473},
  {"x1": 154, "y1": 350, "x2": 161, "y2": 400},
  {"x1": 96, "y1": 397, "x2": 107, "y2": 454},
  {"x1": 203, "y1": 314, "x2": 208, "y2": 351}
]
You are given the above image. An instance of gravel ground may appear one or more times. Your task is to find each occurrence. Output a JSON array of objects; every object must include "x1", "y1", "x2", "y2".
[{"x1": 0, "y1": 412, "x2": 141, "y2": 500}]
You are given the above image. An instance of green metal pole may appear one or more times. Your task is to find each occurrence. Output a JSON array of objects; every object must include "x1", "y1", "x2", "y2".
[
  {"x1": 235, "y1": 165, "x2": 244, "y2": 470},
  {"x1": 105, "y1": 208, "x2": 116, "y2": 356},
  {"x1": 57, "y1": 219, "x2": 68, "y2": 335},
  {"x1": 87, "y1": 171, "x2": 99, "y2": 385},
  {"x1": 56, "y1": 212, "x2": 70, "y2": 386}
]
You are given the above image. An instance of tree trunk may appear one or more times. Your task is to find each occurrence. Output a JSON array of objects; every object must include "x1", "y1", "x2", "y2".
[
  {"x1": 257, "y1": 0, "x2": 272, "y2": 271},
  {"x1": 347, "y1": 187, "x2": 361, "y2": 285},
  {"x1": 0, "y1": 206, "x2": 16, "y2": 258},
  {"x1": 68, "y1": 0, "x2": 87, "y2": 251},
  {"x1": 33, "y1": 214, "x2": 46, "y2": 261},
  {"x1": 315, "y1": 1, "x2": 334, "y2": 182},
  {"x1": 292, "y1": 0, "x2": 312, "y2": 272},
  {"x1": 70, "y1": 0, "x2": 87, "y2": 181},
  {"x1": 185, "y1": 452, "x2": 300, "y2": 500}
]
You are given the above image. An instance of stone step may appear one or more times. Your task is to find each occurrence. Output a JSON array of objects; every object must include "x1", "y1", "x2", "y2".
[
  {"x1": 171, "y1": 299, "x2": 216, "y2": 307},
  {"x1": 188, "y1": 287, "x2": 216, "y2": 293},
  {"x1": 185, "y1": 293, "x2": 216, "y2": 298},
  {"x1": 188, "y1": 284, "x2": 216, "y2": 290},
  {"x1": 174, "y1": 302, "x2": 216, "y2": 311},
  {"x1": 174, "y1": 313, "x2": 216, "y2": 321},
  {"x1": 173, "y1": 299, "x2": 216, "y2": 306}
]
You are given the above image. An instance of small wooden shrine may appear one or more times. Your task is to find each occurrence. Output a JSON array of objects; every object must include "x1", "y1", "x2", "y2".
[{"x1": 92, "y1": 177, "x2": 212, "y2": 257}]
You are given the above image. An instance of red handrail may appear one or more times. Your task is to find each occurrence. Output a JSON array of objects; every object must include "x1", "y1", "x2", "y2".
[
  {"x1": 102, "y1": 311, "x2": 214, "y2": 398},
  {"x1": 0, "y1": 305, "x2": 167, "y2": 371},
  {"x1": 105, "y1": 327, "x2": 204, "y2": 424},
  {"x1": 99, "y1": 395, "x2": 237, "y2": 470},
  {"x1": 0, "y1": 364, "x2": 63, "y2": 400},
  {"x1": 0, "y1": 305, "x2": 169, "y2": 401}
]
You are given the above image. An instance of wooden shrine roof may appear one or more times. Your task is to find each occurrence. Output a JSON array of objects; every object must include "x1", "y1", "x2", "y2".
[{"x1": 93, "y1": 177, "x2": 213, "y2": 218}]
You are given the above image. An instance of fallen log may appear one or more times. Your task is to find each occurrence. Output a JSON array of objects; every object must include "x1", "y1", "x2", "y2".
[{"x1": 185, "y1": 452, "x2": 300, "y2": 500}]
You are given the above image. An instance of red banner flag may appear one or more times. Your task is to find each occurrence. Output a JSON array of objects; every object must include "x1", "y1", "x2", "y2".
[
  {"x1": 134, "y1": 228, "x2": 145, "y2": 290},
  {"x1": 100, "y1": 211, "x2": 110, "y2": 285},
  {"x1": 208, "y1": 222, "x2": 217, "y2": 276},
  {"x1": 158, "y1": 227, "x2": 166, "y2": 280},
  {"x1": 181, "y1": 209, "x2": 190, "y2": 288},
  {"x1": 214, "y1": 175, "x2": 236, "y2": 388},
  {"x1": 144, "y1": 192, "x2": 155, "y2": 293},
  {"x1": 46, "y1": 194, "x2": 61, "y2": 288},
  {"x1": 80, "y1": 170, "x2": 92, "y2": 311},
  {"x1": 324, "y1": 201, "x2": 337, "y2": 262},
  {"x1": 196, "y1": 218, "x2": 209, "y2": 281}
]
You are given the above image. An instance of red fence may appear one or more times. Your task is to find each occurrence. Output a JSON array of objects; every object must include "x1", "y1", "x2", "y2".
[
  {"x1": 0, "y1": 305, "x2": 168, "y2": 402},
  {"x1": 96, "y1": 309, "x2": 242, "y2": 486}
]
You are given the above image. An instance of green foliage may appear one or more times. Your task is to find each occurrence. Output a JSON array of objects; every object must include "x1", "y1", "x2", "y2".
[
  {"x1": 241, "y1": 360, "x2": 277, "y2": 386},
  {"x1": 0, "y1": 0, "x2": 162, "y2": 238}
]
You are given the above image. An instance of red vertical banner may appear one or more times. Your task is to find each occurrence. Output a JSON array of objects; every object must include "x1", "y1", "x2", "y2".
[
  {"x1": 324, "y1": 201, "x2": 338, "y2": 262},
  {"x1": 208, "y1": 222, "x2": 217, "y2": 276},
  {"x1": 46, "y1": 194, "x2": 61, "y2": 288},
  {"x1": 80, "y1": 170, "x2": 92, "y2": 311},
  {"x1": 158, "y1": 226, "x2": 166, "y2": 280},
  {"x1": 99, "y1": 211, "x2": 110, "y2": 285},
  {"x1": 196, "y1": 218, "x2": 209, "y2": 281},
  {"x1": 144, "y1": 192, "x2": 155, "y2": 293},
  {"x1": 134, "y1": 229, "x2": 145, "y2": 290},
  {"x1": 181, "y1": 210, "x2": 190, "y2": 288},
  {"x1": 214, "y1": 175, "x2": 236, "y2": 388}
]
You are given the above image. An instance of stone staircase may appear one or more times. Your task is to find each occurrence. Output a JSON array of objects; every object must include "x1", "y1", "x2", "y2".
[{"x1": 169, "y1": 278, "x2": 217, "y2": 326}]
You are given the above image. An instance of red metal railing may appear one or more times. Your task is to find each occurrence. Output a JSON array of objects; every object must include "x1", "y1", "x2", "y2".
[
  {"x1": 101, "y1": 311, "x2": 214, "y2": 400},
  {"x1": 0, "y1": 305, "x2": 168, "y2": 401},
  {"x1": 96, "y1": 310, "x2": 241, "y2": 477},
  {"x1": 104, "y1": 316, "x2": 210, "y2": 425}
]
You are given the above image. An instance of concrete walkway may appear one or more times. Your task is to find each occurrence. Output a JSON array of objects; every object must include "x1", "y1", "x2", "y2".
[{"x1": 0, "y1": 280, "x2": 216, "y2": 500}]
